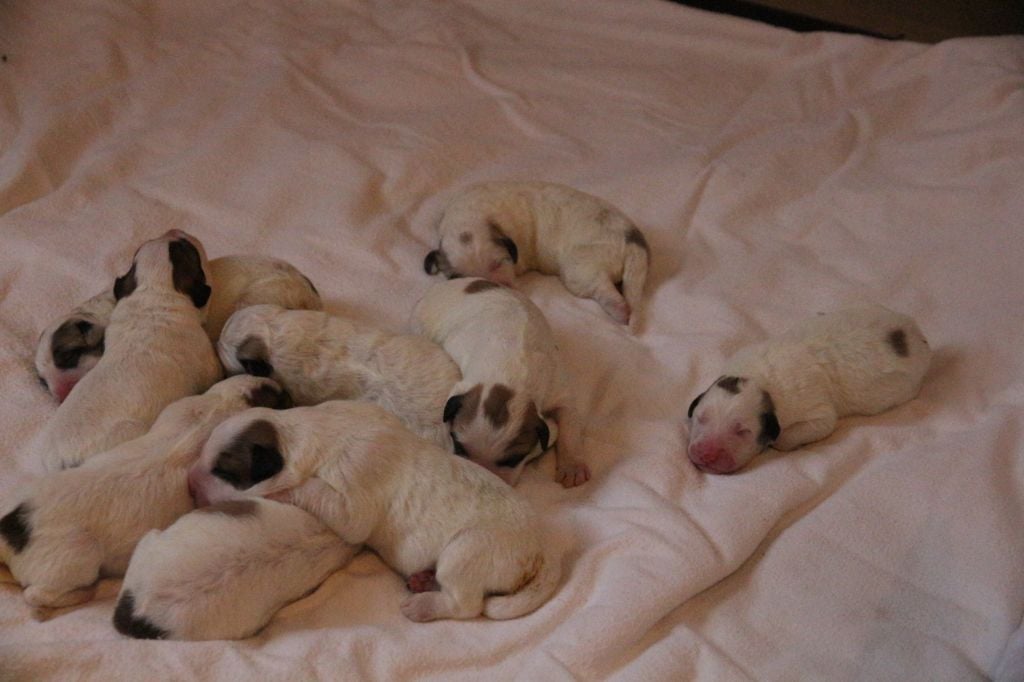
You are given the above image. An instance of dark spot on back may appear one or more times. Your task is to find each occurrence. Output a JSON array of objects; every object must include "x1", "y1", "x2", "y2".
[
  {"x1": 212, "y1": 420, "x2": 284, "y2": 490},
  {"x1": 0, "y1": 503, "x2": 31, "y2": 553},
  {"x1": 50, "y1": 318, "x2": 105, "y2": 370},
  {"x1": 625, "y1": 226, "x2": 649, "y2": 253},
  {"x1": 888, "y1": 329, "x2": 909, "y2": 357},
  {"x1": 483, "y1": 384, "x2": 514, "y2": 428},
  {"x1": 113, "y1": 591, "x2": 167, "y2": 640},
  {"x1": 716, "y1": 376, "x2": 745, "y2": 394},
  {"x1": 236, "y1": 336, "x2": 273, "y2": 377},
  {"x1": 464, "y1": 279, "x2": 500, "y2": 295},
  {"x1": 196, "y1": 499, "x2": 260, "y2": 518},
  {"x1": 169, "y1": 239, "x2": 212, "y2": 308},
  {"x1": 113, "y1": 264, "x2": 137, "y2": 300}
]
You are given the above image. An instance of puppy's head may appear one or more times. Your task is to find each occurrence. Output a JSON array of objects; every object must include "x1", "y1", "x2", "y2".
[
  {"x1": 114, "y1": 230, "x2": 212, "y2": 310},
  {"x1": 425, "y1": 219, "x2": 517, "y2": 285},
  {"x1": 443, "y1": 383, "x2": 555, "y2": 485},
  {"x1": 152, "y1": 374, "x2": 292, "y2": 437},
  {"x1": 188, "y1": 410, "x2": 302, "y2": 507},
  {"x1": 686, "y1": 376, "x2": 780, "y2": 474},
  {"x1": 216, "y1": 305, "x2": 279, "y2": 378},
  {"x1": 34, "y1": 315, "x2": 107, "y2": 402}
]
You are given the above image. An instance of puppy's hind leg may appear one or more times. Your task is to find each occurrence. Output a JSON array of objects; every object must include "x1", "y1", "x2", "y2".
[
  {"x1": 399, "y1": 531, "x2": 490, "y2": 622},
  {"x1": 560, "y1": 261, "x2": 630, "y2": 326},
  {"x1": 773, "y1": 409, "x2": 838, "y2": 452},
  {"x1": 22, "y1": 533, "x2": 103, "y2": 613},
  {"x1": 547, "y1": 403, "x2": 590, "y2": 488}
]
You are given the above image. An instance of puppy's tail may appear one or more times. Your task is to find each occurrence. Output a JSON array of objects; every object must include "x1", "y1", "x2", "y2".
[
  {"x1": 482, "y1": 548, "x2": 561, "y2": 620},
  {"x1": 621, "y1": 225, "x2": 650, "y2": 332}
]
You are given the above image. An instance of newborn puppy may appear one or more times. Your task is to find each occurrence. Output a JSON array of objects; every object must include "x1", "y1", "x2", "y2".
[
  {"x1": 423, "y1": 182, "x2": 650, "y2": 327},
  {"x1": 686, "y1": 305, "x2": 932, "y2": 474},
  {"x1": 33, "y1": 289, "x2": 114, "y2": 402},
  {"x1": 114, "y1": 498, "x2": 354, "y2": 641},
  {"x1": 412, "y1": 278, "x2": 589, "y2": 488},
  {"x1": 218, "y1": 304, "x2": 460, "y2": 449},
  {"x1": 31, "y1": 230, "x2": 223, "y2": 471},
  {"x1": 34, "y1": 255, "x2": 320, "y2": 402},
  {"x1": 0, "y1": 376, "x2": 290, "y2": 614},
  {"x1": 188, "y1": 401, "x2": 560, "y2": 622}
]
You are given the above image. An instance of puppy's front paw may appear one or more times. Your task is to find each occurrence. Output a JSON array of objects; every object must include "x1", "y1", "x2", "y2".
[
  {"x1": 400, "y1": 593, "x2": 442, "y2": 622},
  {"x1": 406, "y1": 569, "x2": 439, "y2": 593},
  {"x1": 556, "y1": 460, "x2": 591, "y2": 488}
]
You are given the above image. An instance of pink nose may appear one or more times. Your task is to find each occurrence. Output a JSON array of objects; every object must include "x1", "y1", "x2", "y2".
[{"x1": 688, "y1": 440, "x2": 737, "y2": 474}]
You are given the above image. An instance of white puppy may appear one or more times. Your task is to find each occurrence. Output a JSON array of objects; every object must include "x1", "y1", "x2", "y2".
[
  {"x1": 218, "y1": 304, "x2": 460, "y2": 448},
  {"x1": 30, "y1": 230, "x2": 223, "y2": 471},
  {"x1": 412, "y1": 278, "x2": 589, "y2": 488},
  {"x1": 0, "y1": 375, "x2": 291, "y2": 614},
  {"x1": 188, "y1": 401, "x2": 561, "y2": 622},
  {"x1": 114, "y1": 498, "x2": 355, "y2": 641},
  {"x1": 34, "y1": 255, "x2": 321, "y2": 402},
  {"x1": 686, "y1": 305, "x2": 932, "y2": 474},
  {"x1": 423, "y1": 181, "x2": 650, "y2": 327}
]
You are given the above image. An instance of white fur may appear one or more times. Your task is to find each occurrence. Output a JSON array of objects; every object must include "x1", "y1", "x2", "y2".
[
  {"x1": 0, "y1": 376, "x2": 285, "y2": 614},
  {"x1": 686, "y1": 305, "x2": 932, "y2": 474},
  {"x1": 425, "y1": 181, "x2": 649, "y2": 328},
  {"x1": 34, "y1": 254, "x2": 320, "y2": 403},
  {"x1": 30, "y1": 230, "x2": 223, "y2": 471},
  {"x1": 218, "y1": 304, "x2": 460, "y2": 449},
  {"x1": 115, "y1": 498, "x2": 355, "y2": 640},
  {"x1": 188, "y1": 401, "x2": 561, "y2": 622},
  {"x1": 412, "y1": 278, "x2": 589, "y2": 487}
]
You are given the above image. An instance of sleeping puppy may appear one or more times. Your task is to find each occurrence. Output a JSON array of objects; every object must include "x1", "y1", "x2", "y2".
[
  {"x1": 187, "y1": 401, "x2": 561, "y2": 622},
  {"x1": 34, "y1": 255, "x2": 321, "y2": 402},
  {"x1": 31, "y1": 230, "x2": 223, "y2": 471},
  {"x1": 0, "y1": 376, "x2": 291, "y2": 615},
  {"x1": 114, "y1": 498, "x2": 354, "y2": 641},
  {"x1": 412, "y1": 278, "x2": 589, "y2": 488},
  {"x1": 423, "y1": 182, "x2": 650, "y2": 328},
  {"x1": 686, "y1": 305, "x2": 932, "y2": 474},
  {"x1": 218, "y1": 304, "x2": 460, "y2": 449}
]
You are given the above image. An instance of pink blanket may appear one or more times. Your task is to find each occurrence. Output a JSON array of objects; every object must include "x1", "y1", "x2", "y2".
[{"x1": 1, "y1": 1, "x2": 1022, "y2": 679}]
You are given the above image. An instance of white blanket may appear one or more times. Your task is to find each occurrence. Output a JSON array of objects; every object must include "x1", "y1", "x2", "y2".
[{"x1": 1, "y1": 1, "x2": 1022, "y2": 679}]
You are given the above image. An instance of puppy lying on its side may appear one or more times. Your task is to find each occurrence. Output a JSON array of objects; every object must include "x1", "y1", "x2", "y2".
[
  {"x1": 188, "y1": 401, "x2": 560, "y2": 622},
  {"x1": 114, "y1": 498, "x2": 355, "y2": 641},
  {"x1": 412, "y1": 278, "x2": 589, "y2": 488},
  {"x1": 0, "y1": 376, "x2": 290, "y2": 614},
  {"x1": 686, "y1": 305, "x2": 932, "y2": 474},
  {"x1": 35, "y1": 254, "x2": 321, "y2": 402},
  {"x1": 218, "y1": 304, "x2": 460, "y2": 449},
  {"x1": 31, "y1": 230, "x2": 223, "y2": 471},
  {"x1": 423, "y1": 182, "x2": 650, "y2": 328}
]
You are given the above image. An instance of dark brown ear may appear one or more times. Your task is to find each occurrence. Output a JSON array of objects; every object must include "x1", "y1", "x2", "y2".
[
  {"x1": 247, "y1": 383, "x2": 293, "y2": 410},
  {"x1": 483, "y1": 384, "x2": 514, "y2": 427},
  {"x1": 498, "y1": 236, "x2": 518, "y2": 264},
  {"x1": 51, "y1": 319, "x2": 105, "y2": 370},
  {"x1": 114, "y1": 264, "x2": 137, "y2": 300},
  {"x1": 168, "y1": 239, "x2": 211, "y2": 308},
  {"x1": 758, "y1": 391, "x2": 780, "y2": 446},
  {"x1": 536, "y1": 415, "x2": 550, "y2": 452},
  {"x1": 424, "y1": 250, "x2": 441, "y2": 275},
  {"x1": 211, "y1": 420, "x2": 284, "y2": 490},
  {"x1": 687, "y1": 391, "x2": 706, "y2": 418},
  {"x1": 236, "y1": 336, "x2": 273, "y2": 377},
  {"x1": 443, "y1": 393, "x2": 464, "y2": 423}
]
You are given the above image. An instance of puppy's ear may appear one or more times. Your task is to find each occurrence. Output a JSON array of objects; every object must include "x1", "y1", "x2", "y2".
[
  {"x1": 759, "y1": 412, "x2": 781, "y2": 446},
  {"x1": 113, "y1": 264, "x2": 137, "y2": 301},
  {"x1": 424, "y1": 250, "x2": 441, "y2": 275},
  {"x1": 687, "y1": 391, "x2": 706, "y2": 419},
  {"x1": 499, "y1": 236, "x2": 518, "y2": 264},
  {"x1": 211, "y1": 420, "x2": 284, "y2": 490},
  {"x1": 536, "y1": 416, "x2": 550, "y2": 452},
  {"x1": 247, "y1": 383, "x2": 293, "y2": 410},
  {"x1": 168, "y1": 239, "x2": 212, "y2": 308},
  {"x1": 443, "y1": 393, "x2": 464, "y2": 423},
  {"x1": 236, "y1": 336, "x2": 273, "y2": 378}
]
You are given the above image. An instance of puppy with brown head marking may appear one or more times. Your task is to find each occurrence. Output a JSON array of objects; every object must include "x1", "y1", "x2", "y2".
[
  {"x1": 0, "y1": 376, "x2": 291, "y2": 616},
  {"x1": 686, "y1": 305, "x2": 932, "y2": 474},
  {"x1": 217, "y1": 304, "x2": 461, "y2": 449},
  {"x1": 188, "y1": 401, "x2": 561, "y2": 623},
  {"x1": 114, "y1": 497, "x2": 355, "y2": 641},
  {"x1": 28, "y1": 230, "x2": 223, "y2": 472},
  {"x1": 423, "y1": 182, "x2": 650, "y2": 329},
  {"x1": 412, "y1": 278, "x2": 589, "y2": 488},
  {"x1": 34, "y1": 255, "x2": 321, "y2": 403}
]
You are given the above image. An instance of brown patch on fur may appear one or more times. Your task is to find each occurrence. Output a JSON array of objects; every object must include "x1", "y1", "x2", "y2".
[
  {"x1": 625, "y1": 226, "x2": 649, "y2": 253},
  {"x1": 465, "y1": 279, "x2": 500, "y2": 294},
  {"x1": 196, "y1": 499, "x2": 260, "y2": 518},
  {"x1": 483, "y1": 384, "x2": 514, "y2": 427},
  {"x1": 888, "y1": 329, "x2": 909, "y2": 357},
  {"x1": 458, "y1": 232, "x2": 472, "y2": 244},
  {"x1": 716, "y1": 376, "x2": 746, "y2": 394}
]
